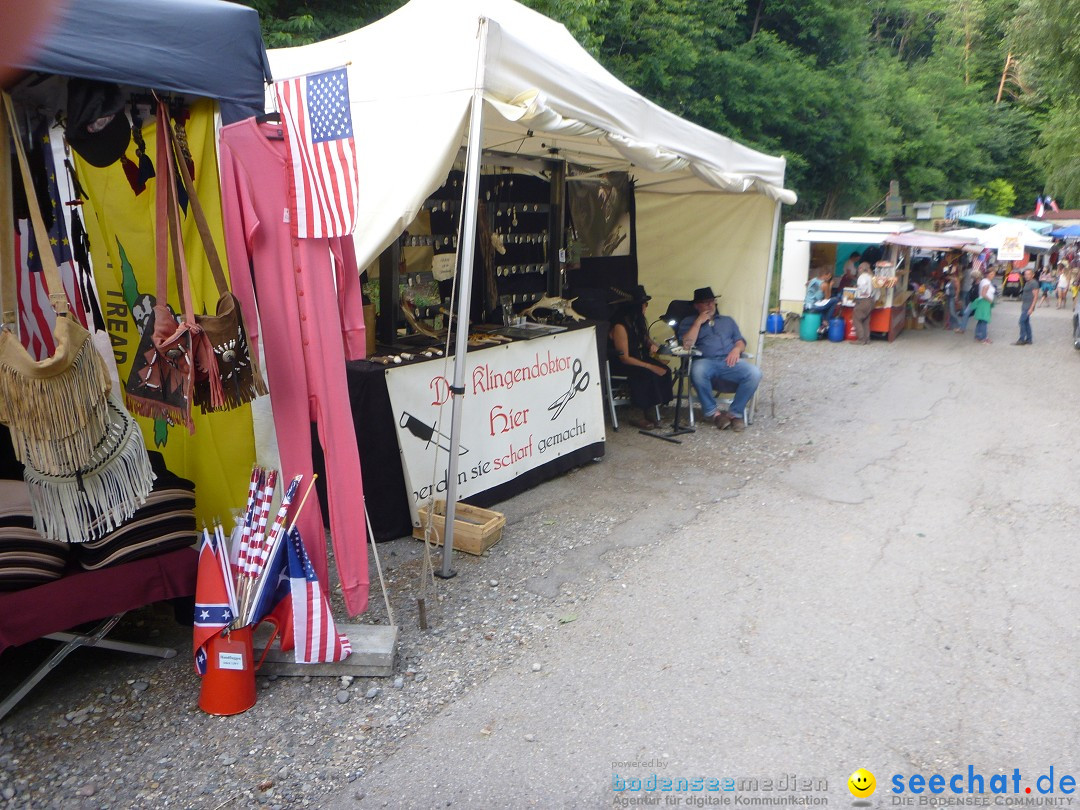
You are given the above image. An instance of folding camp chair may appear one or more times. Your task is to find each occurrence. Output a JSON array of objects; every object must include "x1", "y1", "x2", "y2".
[{"x1": 0, "y1": 547, "x2": 197, "y2": 720}]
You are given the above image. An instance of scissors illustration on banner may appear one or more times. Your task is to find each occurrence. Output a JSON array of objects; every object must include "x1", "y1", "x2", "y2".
[
  {"x1": 547, "y1": 358, "x2": 589, "y2": 420},
  {"x1": 399, "y1": 411, "x2": 469, "y2": 455}
]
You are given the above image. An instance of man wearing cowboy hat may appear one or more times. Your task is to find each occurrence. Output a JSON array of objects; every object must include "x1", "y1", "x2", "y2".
[{"x1": 678, "y1": 286, "x2": 761, "y2": 432}]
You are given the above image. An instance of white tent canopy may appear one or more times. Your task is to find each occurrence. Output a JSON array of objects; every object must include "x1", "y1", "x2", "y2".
[
  {"x1": 266, "y1": 0, "x2": 794, "y2": 356},
  {"x1": 945, "y1": 224, "x2": 1053, "y2": 252}
]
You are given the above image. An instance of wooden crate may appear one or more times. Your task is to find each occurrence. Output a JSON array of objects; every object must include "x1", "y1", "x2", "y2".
[{"x1": 413, "y1": 500, "x2": 505, "y2": 555}]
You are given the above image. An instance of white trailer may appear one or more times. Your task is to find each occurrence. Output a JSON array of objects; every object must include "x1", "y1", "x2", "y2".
[{"x1": 778, "y1": 219, "x2": 914, "y2": 313}]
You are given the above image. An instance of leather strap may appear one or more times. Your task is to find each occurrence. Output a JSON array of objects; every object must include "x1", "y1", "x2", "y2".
[
  {"x1": 0, "y1": 95, "x2": 14, "y2": 328},
  {"x1": 153, "y1": 100, "x2": 169, "y2": 304},
  {"x1": 2, "y1": 92, "x2": 69, "y2": 317},
  {"x1": 164, "y1": 110, "x2": 229, "y2": 297},
  {"x1": 155, "y1": 100, "x2": 195, "y2": 322}
]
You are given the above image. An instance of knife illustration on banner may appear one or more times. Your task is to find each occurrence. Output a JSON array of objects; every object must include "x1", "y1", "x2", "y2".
[{"x1": 399, "y1": 412, "x2": 469, "y2": 455}]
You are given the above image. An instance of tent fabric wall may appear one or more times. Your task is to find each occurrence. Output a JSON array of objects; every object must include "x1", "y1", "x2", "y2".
[
  {"x1": 16, "y1": 0, "x2": 271, "y2": 123},
  {"x1": 637, "y1": 193, "x2": 777, "y2": 358}
]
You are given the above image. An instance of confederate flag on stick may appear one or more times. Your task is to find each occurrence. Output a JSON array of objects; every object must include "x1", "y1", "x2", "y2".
[
  {"x1": 274, "y1": 67, "x2": 359, "y2": 239},
  {"x1": 193, "y1": 529, "x2": 236, "y2": 675}
]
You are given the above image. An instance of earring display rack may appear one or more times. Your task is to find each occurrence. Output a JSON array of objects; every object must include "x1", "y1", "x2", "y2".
[
  {"x1": 375, "y1": 159, "x2": 569, "y2": 345},
  {"x1": 405, "y1": 170, "x2": 561, "y2": 315},
  {"x1": 487, "y1": 175, "x2": 550, "y2": 309}
]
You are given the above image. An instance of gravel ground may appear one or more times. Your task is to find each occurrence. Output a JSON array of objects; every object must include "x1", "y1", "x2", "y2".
[{"x1": 2, "y1": 305, "x2": 1067, "y2": 810}]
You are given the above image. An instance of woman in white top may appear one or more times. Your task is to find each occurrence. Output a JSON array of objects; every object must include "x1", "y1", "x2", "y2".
[{"x1": 1057, "y1": 268, "x2": 1069, "y2": 309}]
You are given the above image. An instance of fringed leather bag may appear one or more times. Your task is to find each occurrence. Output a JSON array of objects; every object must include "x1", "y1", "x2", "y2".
[
  {"x1": 125, "y1": 101, "x2": 224, "y2": 428},
  {"x1": 0, "y1": 92, "x2": 152, "y2": 543},
  {"x1": 165, "y1": 113, "x2": 266, "y2": 411},
  {"x1": 23, "y1": 393, "x2": 154, "y2": 543}
]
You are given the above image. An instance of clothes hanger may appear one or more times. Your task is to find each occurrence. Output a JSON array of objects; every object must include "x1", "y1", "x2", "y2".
[{"x1": 255, "y1": 109, "x2": 284, "y2": 139}]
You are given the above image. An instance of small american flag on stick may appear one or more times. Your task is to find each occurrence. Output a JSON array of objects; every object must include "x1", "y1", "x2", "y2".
[
  {"x1": 286, "y1": 526, "x2": 351, "y2": 663},
  {"x1": 275, "y1": 67, "x2": 359, "y2": 239}
]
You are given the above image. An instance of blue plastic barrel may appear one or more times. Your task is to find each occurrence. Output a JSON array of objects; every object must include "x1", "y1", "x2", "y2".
[
  {"x1": 799, "y1": 312, "x2": 821, "y2": 341},
  {"x1": 766, "y1": 313, "x2": 784, "y2": 334},
  {"x1": 827, "y1": 317, "x2": 846, "y2": 342}
]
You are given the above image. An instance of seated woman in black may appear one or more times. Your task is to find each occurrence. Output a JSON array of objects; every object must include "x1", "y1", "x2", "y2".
[{"x1": 609, "y1": 285, "x2": 674, "y2": 429}]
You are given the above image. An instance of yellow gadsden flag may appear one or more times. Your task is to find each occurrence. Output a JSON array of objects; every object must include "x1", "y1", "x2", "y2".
[{"x1": 76, "y1": 98, "x2": 256, "y2": 527}]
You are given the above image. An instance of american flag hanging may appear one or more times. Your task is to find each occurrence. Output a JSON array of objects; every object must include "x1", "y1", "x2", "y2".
[
  {"x1": 971, "y1": 249, "x2": 990, "y2": 275},
  {"x1": 15, "y1": 125, "x2": 91, "y2": 360},
  {"x1": 285, "y1": 526, "x2": 352, "y2": 664},
  {"x1": 275, "y1": 67, "x2": 359, "y2": 239}
]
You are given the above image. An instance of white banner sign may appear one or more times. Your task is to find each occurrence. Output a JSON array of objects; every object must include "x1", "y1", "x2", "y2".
[
  {"x1": 996, "y1": 230, "x2": 1026, "y2": 262},
  {"x1": 385, "y1": 328, "x2": 605, "y2": 526}
]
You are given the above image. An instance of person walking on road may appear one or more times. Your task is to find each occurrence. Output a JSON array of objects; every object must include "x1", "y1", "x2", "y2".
[
  {"x1": 958, "y1": 269, "x2": 983, "y2": 329},
  {"x1": 1015, "y1": 267, "x2": 1038, "y2": 345},
  {"x1": 943, "y1": 270, "x2": 961, "y2": 330},
  {"x1": 958, "y1": 267, "x2": 996, "y2": 343},
  {"x1": 1038, "y1": 266, "x2": 1053, "y2": 306}
]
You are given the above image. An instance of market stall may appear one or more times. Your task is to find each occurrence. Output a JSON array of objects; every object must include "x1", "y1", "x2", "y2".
[
  {"x1": 5, "y1": 0, "x2": 272, "y2": 528},
  {"x1": 0, "y1": 0, "x2": 273, "y2": 710},
  {"x1": 880, "y1": 231, "x2": 978, "y2": 331},
  {"x1": 266, "y1": 0, "x2": 794, "y2": 555},
  {"x1": 778, "y1": 219, "x2": 914, "y2": 315}
]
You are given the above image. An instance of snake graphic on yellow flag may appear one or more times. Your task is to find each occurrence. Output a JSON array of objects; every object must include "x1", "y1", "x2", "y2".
[{"x1": 77, "y1": 98, "x2": 256, "y2": 527}]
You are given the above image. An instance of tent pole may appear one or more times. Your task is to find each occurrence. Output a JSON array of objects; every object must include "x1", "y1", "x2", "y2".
[
  {"x1": 438, "y1": 17, "x2": 489, "y2": 580},
  {"x1": 752, "y1": 199, "x2": 783, "y2": 420},
  {"x1": 547, "y1": 158, "x2": 566, "y2": 297}
]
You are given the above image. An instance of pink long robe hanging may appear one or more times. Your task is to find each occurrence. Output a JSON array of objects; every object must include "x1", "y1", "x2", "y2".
[{"x1": 218, "y1": 117, "x2": 369, "y2": 615}]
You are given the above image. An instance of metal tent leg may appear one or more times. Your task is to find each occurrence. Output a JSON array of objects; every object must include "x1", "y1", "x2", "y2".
[{"x1": 0, "y1": 613, "x2": 178, "y2": 722}]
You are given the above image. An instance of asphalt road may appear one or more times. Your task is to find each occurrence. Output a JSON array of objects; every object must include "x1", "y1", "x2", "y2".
[{"x1": 336, "y1": 300, "x2": 1080, "y2": 809}]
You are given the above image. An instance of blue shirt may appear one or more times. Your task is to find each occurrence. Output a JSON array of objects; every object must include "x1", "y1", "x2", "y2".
[
  {"x1": 678, "y1": 314, "x2": 746, "y2": 360},
  {"x1": 804, "y1": 277, "x2": 824, "y2": 309}
]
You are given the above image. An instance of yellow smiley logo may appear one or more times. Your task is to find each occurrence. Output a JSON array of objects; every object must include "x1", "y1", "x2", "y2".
[{"x1": 848, "y1": 768, "x2": 876, "y2": 798}]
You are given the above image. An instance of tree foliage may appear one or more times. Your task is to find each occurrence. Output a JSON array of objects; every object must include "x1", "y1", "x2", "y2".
[
  {"x1": 973, "y1": 178, "x2": 1018, "y2": 214},
  {"x1": 1010, "y1": 0, "x2": 1080, "y2": 202},
  {"x1": 240, "y1": 0, "x2": 1052, "y2": 216}
]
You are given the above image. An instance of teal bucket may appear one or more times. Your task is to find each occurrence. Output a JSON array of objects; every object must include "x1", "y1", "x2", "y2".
[
  {"x1": 766, "y1": 313, "x2": 784, "y2": 334},
  {"x1": 800, "y1": 312, "x2": 822, "y2": 341}
]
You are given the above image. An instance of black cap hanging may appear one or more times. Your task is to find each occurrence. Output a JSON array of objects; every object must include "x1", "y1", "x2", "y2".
[{"x1": 65, "y1": 78, "x2": 131, "y2": 168}]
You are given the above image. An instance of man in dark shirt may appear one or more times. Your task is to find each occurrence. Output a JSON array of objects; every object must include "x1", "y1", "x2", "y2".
[
  {"x1": 678, "y1": 287, "x2": 762, "y2": 432},
  {"x1": 1015, "y1": 267, "x2": 1038, "y2": 345}
]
